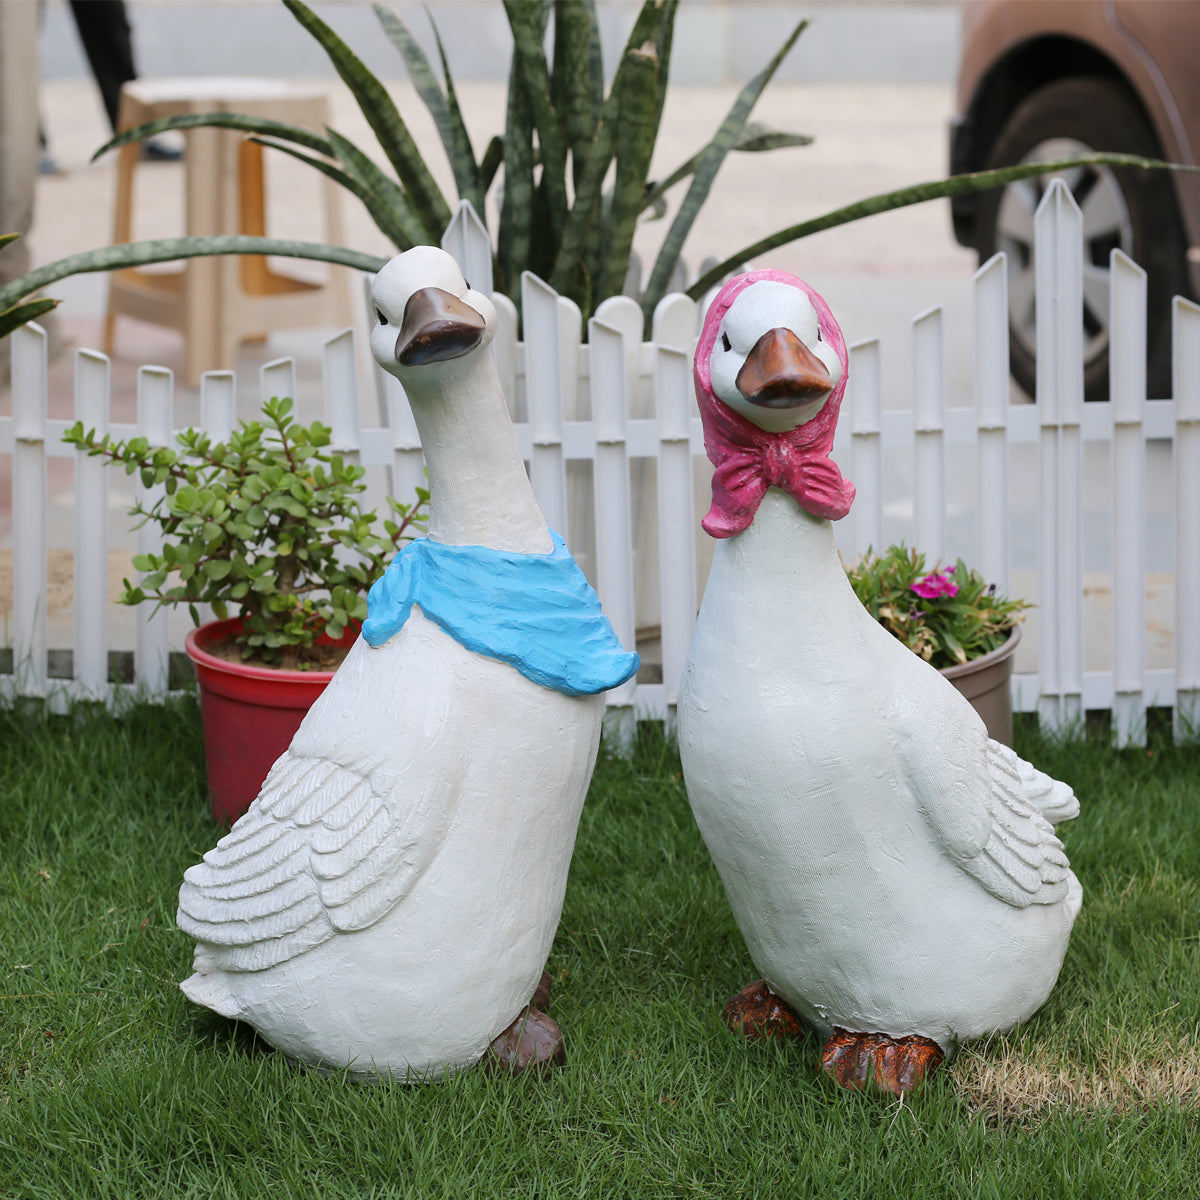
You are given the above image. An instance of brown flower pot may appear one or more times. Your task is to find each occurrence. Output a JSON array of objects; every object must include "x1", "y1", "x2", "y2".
[
  {"x1": 184, "y1": 618, "x2": 356, "y2": 824},
  {"x1": 940, "y1": 626, "x2": 1020, "y2": 747}
]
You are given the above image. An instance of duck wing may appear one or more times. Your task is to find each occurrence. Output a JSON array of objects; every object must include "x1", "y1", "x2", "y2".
[
  {"x1": 908, "y1": 726, "x2": 1078, "y2": 909},
  {"x1": 177, "y1": 745, "x2": 458, "y2": 973}
]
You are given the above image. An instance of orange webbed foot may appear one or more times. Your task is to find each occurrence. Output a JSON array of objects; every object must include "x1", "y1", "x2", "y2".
[
  {"x1": 820, "y1": 1028, "x2": 944, "y2": 1094},
  {"x1": 723, "y1": 979, "x2": 805, "y2": 1042}
]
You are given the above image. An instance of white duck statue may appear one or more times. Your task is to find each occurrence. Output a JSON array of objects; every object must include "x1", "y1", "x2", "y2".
[
  {"x1": 677, "y1": 268, "x2": 1082, "y2": 1094},
  {"x1": 177, "y1": 246, "x2": 639, "y2": 1080}
]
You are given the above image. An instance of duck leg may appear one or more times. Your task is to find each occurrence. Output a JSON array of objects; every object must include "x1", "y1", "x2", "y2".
[
  {"x1": 820, "y1": 1029, "x2": 944, "y2": 1094},
  {"x1": 723, "y1": 979, "x2": 805, "y2": 1041},
  {"x1": 482, "y1": 969, "x2": 565, "y2": 1076}
]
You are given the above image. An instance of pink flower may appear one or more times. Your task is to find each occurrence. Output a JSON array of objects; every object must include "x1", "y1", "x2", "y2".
[{"x1": 911, "y1": 568, "x2": 958, "y2": 600}]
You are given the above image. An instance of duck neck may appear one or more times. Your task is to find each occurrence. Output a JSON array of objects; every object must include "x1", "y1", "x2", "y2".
[
  {"x1": 733, "y1": 489, "x2": 846, "y2": 586},
  {"x1": 715, "y1": 488, "x2": 864, "y2": 637},
  {"x1": 403, "y1": 354, "x2": 552, "y2": 554}
]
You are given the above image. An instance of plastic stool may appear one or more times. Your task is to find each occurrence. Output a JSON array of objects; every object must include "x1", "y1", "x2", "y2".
[{"x1": 103, "y1": 78, "x2": 350, "y2": 386}]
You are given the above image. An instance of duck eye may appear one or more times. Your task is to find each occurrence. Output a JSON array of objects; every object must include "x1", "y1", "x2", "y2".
[
  {"x1": 376, "y1": 308, "x2": 388, "y2": 326},
  {"x1": 721, "y1": 332, "x2": 732, "y2": 352},
  {"x1": 816, "y1": 328, "x2": 823, "y2": 342}
]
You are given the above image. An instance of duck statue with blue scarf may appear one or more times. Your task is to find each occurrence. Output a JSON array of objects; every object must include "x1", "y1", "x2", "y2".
[
  {"x1": 176, "y1": 246, "x2": 638, "y2": 1080},
  {"x1": 677, "y1": 269, "x2": 1081, "y2": 1094}
]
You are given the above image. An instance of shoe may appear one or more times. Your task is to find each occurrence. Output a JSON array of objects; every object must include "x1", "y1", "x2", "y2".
[{"x1": 141, "y1": 139, "x2": 183, "y2": 163}]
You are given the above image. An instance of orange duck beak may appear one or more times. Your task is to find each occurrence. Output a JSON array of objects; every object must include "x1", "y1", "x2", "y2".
[
  {"x1": 735, "y1": 327, "x2": 833, "y2": 409},
  {"x1": 395, "y1": 286, "x2": 486, "y2": 366}
]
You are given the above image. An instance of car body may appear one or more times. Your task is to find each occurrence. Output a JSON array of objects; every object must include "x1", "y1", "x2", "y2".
[{"x1": 950, "y1": 0, "x2": 1200, "y2": 398}]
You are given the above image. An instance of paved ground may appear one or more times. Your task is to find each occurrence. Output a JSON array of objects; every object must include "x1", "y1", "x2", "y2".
[{"x1": 1, "y1": 75, "x2": 1175, "y2": 675}]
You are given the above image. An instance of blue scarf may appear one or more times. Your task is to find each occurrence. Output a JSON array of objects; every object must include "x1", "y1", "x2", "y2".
[{"x1": 362, "y1": 530, "x2": 640, "y2": 697}]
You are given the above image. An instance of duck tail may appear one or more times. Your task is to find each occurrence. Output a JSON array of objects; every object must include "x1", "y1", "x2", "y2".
[{"x1": 180, "y1": 946, "x2": 242, "y2": 1019}]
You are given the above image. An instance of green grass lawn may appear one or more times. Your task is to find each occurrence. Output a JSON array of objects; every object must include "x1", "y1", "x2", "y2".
[{"x1": 1, "y1": 700, "x2": 1197, "y2": 1199}]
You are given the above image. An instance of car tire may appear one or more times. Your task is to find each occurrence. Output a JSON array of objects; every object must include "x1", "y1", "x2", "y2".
[{"x1": 975, "y1": 76, "x2": 1189, "y2": 401}]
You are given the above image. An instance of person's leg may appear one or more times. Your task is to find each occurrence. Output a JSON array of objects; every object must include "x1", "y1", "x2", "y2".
[{"x1": 68, "y1": 0, "x2": 134, "y2": 133}]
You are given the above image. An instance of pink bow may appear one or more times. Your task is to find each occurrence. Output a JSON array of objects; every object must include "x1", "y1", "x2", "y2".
[{"x1": 694, "y1": 269, "x2": 855, "y2": 538}]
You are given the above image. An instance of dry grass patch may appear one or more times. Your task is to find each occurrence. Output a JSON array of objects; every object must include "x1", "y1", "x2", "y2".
[{"x1": 952, "y1": 1032, "x2": 1200, "y2": 1121}]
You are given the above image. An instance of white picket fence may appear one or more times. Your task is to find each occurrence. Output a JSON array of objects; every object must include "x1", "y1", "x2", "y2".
[{"x1": 2, "y1": 184, "x2": 1198, "y2": 745}]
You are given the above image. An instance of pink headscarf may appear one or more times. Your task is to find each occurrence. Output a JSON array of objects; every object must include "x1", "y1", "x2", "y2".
[{"x1": 694, "y1": 269, "x2": 855, "y2": 538}]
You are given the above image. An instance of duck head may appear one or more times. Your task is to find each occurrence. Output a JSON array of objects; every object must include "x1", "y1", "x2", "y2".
[
  {"x1": 705, "y1": 277, "x2": 845, "y2": 434},
  {"x1": 695, "y1": 269, "x2": 854, "y2": 537},
  {"x1": 369, "y1": 246, "x2": 497, "y2": 385}
]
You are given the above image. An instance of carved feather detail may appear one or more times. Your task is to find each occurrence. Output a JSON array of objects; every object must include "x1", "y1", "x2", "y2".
[
  {"x1": 918, "y1": 735, "x2": 1077, "y2": 909},
  {"x1": 177, "y1": 749, "x2": 445, "y2": 972}
]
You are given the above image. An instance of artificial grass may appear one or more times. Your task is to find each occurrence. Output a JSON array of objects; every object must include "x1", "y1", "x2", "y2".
[{"x1": 1, "y1": 702, "x2": 1197, "y2": 1198}]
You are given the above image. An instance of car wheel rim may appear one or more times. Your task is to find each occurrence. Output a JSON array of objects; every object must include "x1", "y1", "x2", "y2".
[{"x1": 995, "y1": 137, "x2": 1134, "y2": 368}]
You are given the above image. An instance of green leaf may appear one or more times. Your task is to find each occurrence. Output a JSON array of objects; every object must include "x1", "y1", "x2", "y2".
[
  {"x1": 0, "y1": 237, "x2": 386, "y2": 318},
  {"x1": 643, "y1": 17, "x2": 807, "y2": 319},
  {"x1": 549, "y1": 0, "x2": 669, "y2": 301},
  {"x1": 373, "y1": 3, "x2": 482, "y2": 212},
  {"x1": 650, "y1": 0, "x2": 678, "y2": 138},
  {"x1": 479, "y1": 135, "x2": 505, "y2": 196},
  {"x1": 324, "y1": 129, "x2": 426, "y2": 250},
  {"x1": 498, "y1": 40, "x2": 535, "y2": 298},
  {"x1": 733, "y1": 122, "x2": 814, "y2": 154},
  {"x1": 283, "y1": 0, "x2": 450, "y2": 241},
  {"x1": 686, "y1": 152, "x2": 1200, "y2": 300},
  {"x1": 0, "y1": 297, "x2": 59, "y2": 339},
  {"x1": 204, "y1": 560, "x2": 233, "y2": 581},
  {"x1": 553, "y1": 0, "x2": 602, "y2": 191},
  {"x1": 641, "y1": 122, "x2": 812, "y2": 216},
  {"x1": 601, "y1": 34, "x2": 660, "y2": 301},
  {"x1": 92, "y1": 112, "x2": 334, "y2": 162},
  {"x1": 503, "y1": 0, "x2": 569, "y2": 244}
]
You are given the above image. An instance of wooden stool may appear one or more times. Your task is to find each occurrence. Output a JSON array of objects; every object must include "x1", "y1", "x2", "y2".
[{"x1": 103, "y1": 78, "x2": 350, "y2": 386}]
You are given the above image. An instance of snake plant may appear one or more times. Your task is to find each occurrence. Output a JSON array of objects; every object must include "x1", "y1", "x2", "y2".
[{"x1": 2, "y1": 0, "x2": 1196, "y2": 338}]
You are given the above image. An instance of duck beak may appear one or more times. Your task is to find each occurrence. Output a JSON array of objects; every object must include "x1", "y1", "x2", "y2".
[
  {"x1": 735, "y1": 327, "x2": 833, "y2": 409},
  {"x1": 394, "y1": 287, "x2": 486, "y2": 366}
]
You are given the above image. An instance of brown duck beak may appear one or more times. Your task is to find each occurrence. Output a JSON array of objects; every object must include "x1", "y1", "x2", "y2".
[
  {"x1": 394, "y1": 286, "x2": 486, "y2": 366},
  {"x1": 735, "y1": 327, "x2": 833, "y2": 409}
]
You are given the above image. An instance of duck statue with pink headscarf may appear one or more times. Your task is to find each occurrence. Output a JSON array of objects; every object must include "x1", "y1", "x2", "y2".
[{"x1": 677, "y1": 269, "x2": 1081, "y2": 1095}]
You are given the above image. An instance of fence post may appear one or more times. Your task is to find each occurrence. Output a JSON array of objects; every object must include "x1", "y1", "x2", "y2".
[
  {"x1": 134, "y1": 366, "x2": 173, "y2": 698},
  {"x1": 10, "y1": 322, "x2": 48, "y2": 699},
  {"x1": 322, "y1": 327, "x2": 361, "y2": 456},
  {"x1": 1109, "y1": 251, "x2": 1147, "y2": 746},
  {"x1": 589, "y1": 316, "x2": 638, "y2": 754},
  {"x1": 1174, "y1": 297, "x2": 1200, "y2": 740},
  {"x1": 200, "y1": 371, "x2": 236, "y2": 442},
  {"x1": 259, "y1": 357, "x2": 296, "y2": 408},
  {"x1": 1035, "y1": 179, "x2": 1085, "y2": 732},
  {"x1": 557, "y1": 294, "x2": 591, "y2": 582},
  {"x1": 654, "y1": 342, "x2": 696, "y2": 733},
  {"x1": 492, "y1": 292, "x2": 521, "y2": 422},
  {"x1": 974, "y1": 252, "x2": 1010, "y2": 596},
  {"x1": 73, "y1": 349, "x2": 112, "y2": 703},
  {"x1": 848, "y1": 338, "x2": 882, "y2": 561},
  {"x1": 523, "y1": 272, "x2": 568, "y2": 533},
  {"x1": 441, "y1": 199, "x2": 494, "y2": 297},
  {"x1": 912, "y1": 307, "x2": 946, "y2": 563}
]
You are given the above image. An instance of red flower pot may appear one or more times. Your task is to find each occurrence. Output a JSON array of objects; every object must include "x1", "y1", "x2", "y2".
[{"x1": 184, "y1": 618, "x2": 357, "y2": 824}]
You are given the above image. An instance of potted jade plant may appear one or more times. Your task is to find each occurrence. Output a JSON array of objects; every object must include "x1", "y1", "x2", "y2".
[
  {"x1": 1, "y1": 0, "x2": 1186, "y2": 341},
  {"x1": 64, "y1": 396, "x2": 427, "y2": 822},
  {"x1": 845, "y1": 545, "x2": 1029, "y2": 746}
]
